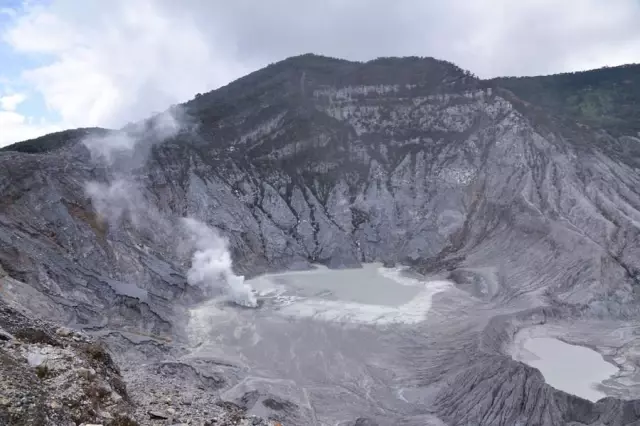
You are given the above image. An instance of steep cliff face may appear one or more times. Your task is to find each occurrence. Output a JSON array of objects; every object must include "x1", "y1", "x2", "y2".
[{"x1": 2, "y1": 55, "x2": 640, "y2": 425}]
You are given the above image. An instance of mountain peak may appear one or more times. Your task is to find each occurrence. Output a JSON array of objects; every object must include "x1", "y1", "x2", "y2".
[{"x1": 184, "y1": 53, "x2": 481, "y2": 126}]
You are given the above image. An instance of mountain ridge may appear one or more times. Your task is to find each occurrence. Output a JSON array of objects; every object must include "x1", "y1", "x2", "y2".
[
  {"x1": 3, "y1": 54, "x2": 640, "y2": 153},
  {"x1": 2, "y1": 53, "x2": 640, "y2": 425}
]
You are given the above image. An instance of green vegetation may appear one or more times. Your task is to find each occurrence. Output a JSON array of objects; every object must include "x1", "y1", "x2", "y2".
[
  {"x1": 84, "y1": 341, "x2": 110, "y2": 362},
  {"x1": 13, "y1": 328, "x2": 61, "y2": 347},
  {"x1": 493, "y1": 64, "x2": 640, "y2": 136},
  {"x1": 110, "y1": 415, "x2": 140, "y2": 426},
  {"x1": 0, "y1": 127, "x2": 110, "y2": 154},
  {"x1": 185, "y1": 54, "x2": 475, "y2": 120},
  {"x1": 35, "y1": 364, "x2": 50, "y2": 379}
]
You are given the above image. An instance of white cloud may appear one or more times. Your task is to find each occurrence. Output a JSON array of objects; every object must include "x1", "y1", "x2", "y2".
[
  {"x1": 0, "y1": 110, "x2": 62, "y2": 146},
  {"x1": 4, "y1": 0, "x2": 249, "y2": 129},
  {"x1": 0, "y1": 8, "x2": 17, "y2": 18},
  {"x1": 2, "y1": 0, "x2": 640, "y2": 138},
  {"x1": 0, "y1": 91, "x2": 61, "y2": 147},
  {"x1": 0, "y1": 93, "x2": 26, "y2": 111}
]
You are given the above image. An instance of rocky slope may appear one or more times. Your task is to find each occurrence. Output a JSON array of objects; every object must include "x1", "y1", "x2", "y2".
[{"x1": 2, "y1": 54, "x2": 640, "y2": 425}]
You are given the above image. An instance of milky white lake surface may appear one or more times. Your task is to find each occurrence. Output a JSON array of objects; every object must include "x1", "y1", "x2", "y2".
[
  {"x1": 513, "y1": 335, "x2": 619, "y2": 402},
  {"x1": 246, "y1": 263, "x2": 451, "y2": 325},
  {"x1": 252, "y1": 263, "x2": 421, "y2": 306}
]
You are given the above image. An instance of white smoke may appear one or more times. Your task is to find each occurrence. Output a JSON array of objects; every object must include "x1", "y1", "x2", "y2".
[
  {"x1": 181, "y1": 217, "x2": 257, "y2": 308},
  {"x1": 83, "y1": 131, "x2": 139, "y2": 165},
  {"x1": 84, "y1": 178, "x2": 170, "y2": 236},
  {"x1": 85, "y1": 179, "x2": 142, "y2": 225},
  {"x1": 81, "y1": 106, "x2": 257, "y2": 308},
  {"x1": 82, "y1": 107, "x2": 186, "y2": 227},
  {"x1": 83, "y1": 108, "x2": 184, "y2": 166}
]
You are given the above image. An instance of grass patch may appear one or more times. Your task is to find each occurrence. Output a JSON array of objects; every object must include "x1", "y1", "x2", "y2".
[
  {"x1": 110, "y1": 415, "x2": 140, "y2": 426},
  {"x1": 13, "y1": 328, "x2": 61, "y2": 347},
  {"x1": 35, "y1": 364, "x2": 50, "y2": 379}
]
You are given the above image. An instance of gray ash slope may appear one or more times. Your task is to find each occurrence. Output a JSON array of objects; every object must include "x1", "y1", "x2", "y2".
[{"x1": 2, "y1": 54, "x2": 640, "y2": 425}]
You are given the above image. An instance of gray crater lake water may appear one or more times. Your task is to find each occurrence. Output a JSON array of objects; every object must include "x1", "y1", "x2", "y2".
[
  {"x1": 511, "y1": 331, "x2": 620, "y2": 402},
  {"x1": 251, "y1": 263, "x2": 422, "y2": 306},
  {"x1": 186, "y1": 263, "x2": 451, "y2": 423}
]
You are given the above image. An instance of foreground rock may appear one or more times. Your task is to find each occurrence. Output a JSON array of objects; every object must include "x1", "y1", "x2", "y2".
[
  {"x1": 0, "y1": 296, "x2": 135, "y2": 426},
  {"x1": 0, "y1": 293, "x2": 277, "y2": 426}
]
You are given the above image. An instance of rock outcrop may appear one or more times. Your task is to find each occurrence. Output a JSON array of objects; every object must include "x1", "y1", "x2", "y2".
[{"x1": 0, "y1": 290, "x2": 135, "y2": 426}]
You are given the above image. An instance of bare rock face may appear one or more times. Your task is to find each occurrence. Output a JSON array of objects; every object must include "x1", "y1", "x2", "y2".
[
  {"x1": 0, "y1": 297, "x2": 135, "y2": 426},
  {"x1": 2, "y1": 55, "x2": 640, "y2": 425}
]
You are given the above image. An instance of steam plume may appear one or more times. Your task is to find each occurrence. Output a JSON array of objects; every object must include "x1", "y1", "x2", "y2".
[
  {"x1": 181, "y1": 217, "x2": 257, "y2": 308},
  {"x1": 81, "y1": 106, "x2": 257, "y2": 308},
  {"x1": 83, "y1": 108, "x2": 184, "y2": 167}
]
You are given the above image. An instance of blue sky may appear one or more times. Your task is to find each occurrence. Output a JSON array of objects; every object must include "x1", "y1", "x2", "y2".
[
  {"x1": 1, "y1": 0, "x2": 62, "y2": 145},
  {"x1": 0, "y1": 1, "x2": 38, "y2": 89},
  {"x1": 1, "y1": 0, "x2": 640, "y2": 147}
]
